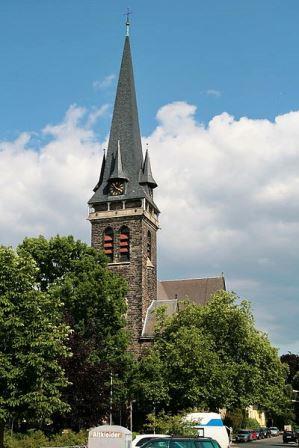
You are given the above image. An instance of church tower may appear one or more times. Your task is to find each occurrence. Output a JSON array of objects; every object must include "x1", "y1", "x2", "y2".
[{"x1": 88, "y1": 25, "x2": 159, "y2": 351}]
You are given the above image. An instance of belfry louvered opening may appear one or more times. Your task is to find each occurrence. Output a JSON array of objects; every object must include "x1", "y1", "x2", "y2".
[
  {"x1": 103, "y1": 227, "x2": 114, "y2": 262},
  {"x1": 119, "y1": 226, "x2": 130, "y2": 262}
]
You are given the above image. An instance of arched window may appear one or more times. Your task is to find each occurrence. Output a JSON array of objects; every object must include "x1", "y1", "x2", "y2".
[
  {"x1": 147, "y1": 230, "x2": 152, "y2": 260},
  {"x1": 119, "y1": 226, "x2": 130, "y2": 262},
  {"x1": 103, "y1": 227, "x2": 114, "y2": 262}
]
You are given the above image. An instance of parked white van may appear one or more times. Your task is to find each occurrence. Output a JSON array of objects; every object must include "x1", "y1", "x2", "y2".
[{"x1": 184, "y1": 412, "x2": 230, "y2": 448}]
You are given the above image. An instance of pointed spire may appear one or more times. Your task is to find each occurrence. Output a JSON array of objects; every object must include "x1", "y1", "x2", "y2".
[
  {"x1": 93, "y1": 149, "x2": 106, "y2": 192},
  {"x1": 109, "y1": 140, "x2": 128, "y2": 181},
  {"x1": 140, "y1": 147, "x2": 157, "y2": 189},
  {"x1": 89, "y1": 30, "x2": 158, "y2": 212}
]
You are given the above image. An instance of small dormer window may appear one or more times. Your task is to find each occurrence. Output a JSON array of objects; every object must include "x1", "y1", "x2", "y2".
[
  {"x1": 119, "y1": 226, "x2": 130, "y2": 262},
  {"x1": 103, "y1": 227, "x2": 114, "y2": 262}
]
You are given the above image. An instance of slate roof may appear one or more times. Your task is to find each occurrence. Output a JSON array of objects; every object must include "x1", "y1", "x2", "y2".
[
  {"x1": 141, "y1": 276, "x2": 226, "y2": 338},
  {"x1": 89, "y1": 36, "x2": 158, "y2": 210},
  {"x1": 158, "y1": 276, "x2": 226, "y2": 306},
  {"x1": 141, "y1": 299, "x2": 178, "y2": 339},
  {"x1": 140, "y1": 149, "x2": 157, "y2": 188},
  {"x1": 109, "y1": 141, "x2": 128, "y2": 181}
]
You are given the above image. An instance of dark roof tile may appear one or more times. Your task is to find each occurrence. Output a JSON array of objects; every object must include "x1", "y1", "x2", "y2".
[
  {"x1": 158, "y1": 277, "x2": 226, "y2": 305},
  {"x1": 142, "y1": 277, "x2": 226, "y2": 338}
]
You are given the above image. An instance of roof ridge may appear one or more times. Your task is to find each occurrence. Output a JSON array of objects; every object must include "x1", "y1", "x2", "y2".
[{"x1": 159, "y1": 276, "x2": 224, "y2": 283}]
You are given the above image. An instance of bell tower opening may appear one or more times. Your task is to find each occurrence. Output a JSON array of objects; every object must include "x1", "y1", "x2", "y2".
[{"x1": 119, "y1": 226, "x2": 130, "y2": 262}]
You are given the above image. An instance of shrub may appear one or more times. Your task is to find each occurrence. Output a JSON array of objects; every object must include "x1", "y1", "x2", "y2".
[
  {"x1": 4, "y1": 430, "x2": 87, "y2": 448},
  {"x1": 224, "y1": 409, "x2": 244, "y2": 432},
  {"x1": 144, "y1": 412, "x2": 197, "y2": 436},
  {"x1": 242, "y1": 418, "x2": 260, "y2": 429}
]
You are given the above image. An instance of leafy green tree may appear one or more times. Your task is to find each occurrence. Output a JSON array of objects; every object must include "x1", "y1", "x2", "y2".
[
  {"x1": 0, "y1": 247, "x2": 70, "y2": 448},
  {"x1": 281, "y1": 353, "x2": 299, "y2": 383},
  {"x1": 18, "y1": 236, "x2": 133, "y2": 429},
  {"x1": 136, "y1": 291, "x2": 289, "y2": 417},
  {"x1": 281, "y1": 353, "x2": 299, "y2": 424},
  {"x1": 223, "y1": 409, "x2": 244, "y2": 432},
  {"x1": 144, "y1": 411, "x2": 196, "y2": 436}
]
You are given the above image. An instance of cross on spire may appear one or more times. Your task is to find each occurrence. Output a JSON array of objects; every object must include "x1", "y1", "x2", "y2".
[{"x1": 124, "y1": 8, "x2": 132, "y2": 36}]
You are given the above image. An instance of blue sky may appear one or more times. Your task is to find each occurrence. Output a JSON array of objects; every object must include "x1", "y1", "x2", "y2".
[
  {"x1": 1, "y1": 0, "x2": 299, "y2": 138},
  {"x1": 1, "y1": 1, "x2": 299, "y2": 354}
]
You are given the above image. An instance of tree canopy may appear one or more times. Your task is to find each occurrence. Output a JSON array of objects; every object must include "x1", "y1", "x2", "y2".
[
  {"x1": 1, "y1": 236, "x2": 292, "y2": 440},
  {"x1": 281, "y1": 353, "x2": 299, "y2": 424},
  {"x1": 0, "y1": 235, "x2": 133, "y2": 448},
  {"x1": 18, "y1": 235, "x2": 133, "y2": 429},
  {"x1": 136, "y1": 291, "x2": 289, "y2": 417},
  {"x1": 0, "y1": 246, "x2": 70, "y2": 448}
]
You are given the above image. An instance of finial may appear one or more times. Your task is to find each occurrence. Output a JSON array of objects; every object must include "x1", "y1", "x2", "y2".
[
  {"x1": 124, "y1": 8, "x2": 132, "y2": 37},
  {"x1": 146, "y1": 142, "x2": 149, "y2": 151},
  {"x1": 103, "y1": 147, "x2": 106, "y2": 156}
]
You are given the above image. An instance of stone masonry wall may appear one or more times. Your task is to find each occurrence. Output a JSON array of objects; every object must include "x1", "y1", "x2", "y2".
[{"x1": 91, "y1": 213, "x2": 158, "y2": 354}]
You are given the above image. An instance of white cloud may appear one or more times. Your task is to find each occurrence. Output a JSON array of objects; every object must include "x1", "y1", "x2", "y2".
[
  {"x1": 93, "y1": 74, "x2": 116, "y2": 91},
  {"x1": 206, "y1": 89, "x2": 221, "y2": 97},
  {"x1": 1, "y1": 101, "x2": 299, "y2": 353},
  {"x1": 146, "y1": 102, "x2": 299, "y2": 353},
  {"x1": 0, "y1": 105, "x2": 106, "y2": 245}
]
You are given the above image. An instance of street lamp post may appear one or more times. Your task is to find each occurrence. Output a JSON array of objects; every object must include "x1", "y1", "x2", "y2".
[{"x1": 129, "y1": 400, "x2": 136, "y2": 433}]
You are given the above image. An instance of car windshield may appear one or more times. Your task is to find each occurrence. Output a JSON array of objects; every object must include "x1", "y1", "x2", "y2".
[
  {"x1": 211, "y1": 441, "x2": 221, "y2": 448},
  {"x1": 142, "y1": 439, "x2": 217, "y2": 448},
  {"x1": 143, "y1": 442, "x2": 169, "y2": 448},
  {"x1": 196, "y1": 441, "x2": 216, "y2": 448},
  {"x1": 239, "y1": 431, "x2": 250, "y2": 434},
  {"x1": 137, "y1": 438, "x2": 156, "y2": 446}
]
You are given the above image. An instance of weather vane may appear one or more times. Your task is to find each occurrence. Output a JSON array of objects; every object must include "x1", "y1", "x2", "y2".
[{"x1": 124, "y1": 8, "x2": 132, "y2": 37}]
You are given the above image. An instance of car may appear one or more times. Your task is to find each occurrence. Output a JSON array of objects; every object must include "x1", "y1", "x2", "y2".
[
  {"x1": 256, "y1": 428, "x2": 264, "y2": 439},
  {"x1": 250, "y1": 430, "x2": 257, "y2": 440},
  {"x1": 265, "y1": 428, "x2": 272, "y2": 438},
  {"x1": 235, "y1": 430, "x2": 252, "y2": 443},
  {"x1": 132, "y1": 434, "x2": 170, "y2": 447},
  {"x1": 269, "y1": 427, "x2": 280, "y2": 437},
  {"x1": 142, "y1": 436, "x2": 222, "y2": 448},
  {"x1": 283, "y1": 430, "x2": 297, "y2": 443},
  {"x1": 258, "y1": 428, "x2": 270, "y2": 439}
]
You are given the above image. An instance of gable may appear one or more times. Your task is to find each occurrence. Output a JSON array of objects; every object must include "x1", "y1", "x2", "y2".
[
  {"x1": 158, "y1": 276, "x2": 226, "y2": 305},
  {"x1": 141, "y1": 276, "x2": 226, "y2": 339}
]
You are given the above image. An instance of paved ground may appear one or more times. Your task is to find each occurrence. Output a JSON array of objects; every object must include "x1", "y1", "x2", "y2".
[{"x1": 234, "y1": 436, "x2": 298, "y2": 448}]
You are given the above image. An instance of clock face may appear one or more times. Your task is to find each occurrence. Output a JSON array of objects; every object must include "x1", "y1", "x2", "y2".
[{"x1": 109, "y1": 181, "x2": 125, "y2": 196}]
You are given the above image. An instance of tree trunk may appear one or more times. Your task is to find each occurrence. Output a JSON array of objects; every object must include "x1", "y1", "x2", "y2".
[{"x1": 0, "y1": 422, "x2": 5, "y2": 448}]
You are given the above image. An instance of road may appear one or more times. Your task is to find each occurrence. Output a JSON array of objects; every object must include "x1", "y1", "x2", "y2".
[{"x1": 235, "y1": 436, "x2": 298, "y2": 448}]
